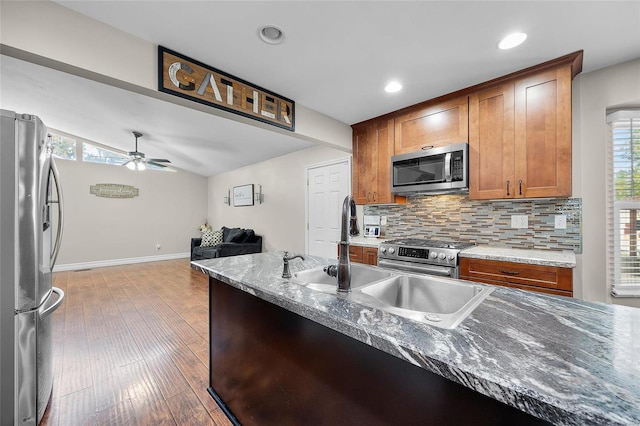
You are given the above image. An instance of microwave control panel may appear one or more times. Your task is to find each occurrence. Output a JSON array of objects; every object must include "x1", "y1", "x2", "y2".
[{"x1": 452, "y1": 151, "x2": 464, "y2": 181}]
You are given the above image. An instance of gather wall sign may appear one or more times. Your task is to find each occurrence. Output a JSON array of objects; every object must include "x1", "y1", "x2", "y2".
[{"x1": 158, "y1": 46, "x2": 295, "y2": 131}]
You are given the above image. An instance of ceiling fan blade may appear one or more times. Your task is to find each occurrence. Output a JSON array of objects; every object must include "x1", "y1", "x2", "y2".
[
  {"x1": 122, "y1": 160, "x2": 132, "y2": 167},
  {"x1": 147, "y1": 158, "x2": 171, "y2": 163},
  {"x1": 147, "y1": 161, "x2": 169, "y2": 168}
]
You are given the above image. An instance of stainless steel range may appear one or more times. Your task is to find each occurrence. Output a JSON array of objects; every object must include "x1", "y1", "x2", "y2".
[{"x1": 378, "y1": 238, "x2": 475, "y2": 278}]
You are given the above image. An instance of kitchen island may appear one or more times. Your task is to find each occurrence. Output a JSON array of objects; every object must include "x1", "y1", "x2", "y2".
[{"x1": 193, "y1": 252, "x2": 640, "y2": 425}]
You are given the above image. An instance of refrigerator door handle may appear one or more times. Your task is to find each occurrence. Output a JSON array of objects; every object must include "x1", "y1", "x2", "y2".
[
  {"x1": 39, "y1": 287, "x2": 65, "y2": 319},
  {"x1": 49, "y1": 157, "x2": 64, "y2": 267}
]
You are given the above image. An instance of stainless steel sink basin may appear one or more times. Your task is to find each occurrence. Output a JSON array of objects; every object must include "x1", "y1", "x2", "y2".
[
  {"x1": 291, "y1": 263, "x2": 393, "y2": 292},
  {"x1": 290, "y1": 264, "x2": 491, "y2": 329},
  {"x1": 356, "y1": 275, "x2": 493, "y2": 329}
]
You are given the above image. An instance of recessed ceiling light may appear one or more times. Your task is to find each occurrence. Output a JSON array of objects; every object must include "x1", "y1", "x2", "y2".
[
  {"x1": 258, "y1": 25, "x2": 285, "y2": 45},
  {"x1": 385, "y1": 81, "x2": 402, "y2": 93},
  {"x1": 498, "y1": 32, "x2": 527, "y2": 50}
]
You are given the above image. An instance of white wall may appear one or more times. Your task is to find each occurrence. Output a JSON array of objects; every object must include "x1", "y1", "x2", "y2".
[
  {"x1": 573, "y1": 58, "x2": 640, "y2": 308},
  {"x1": 55, "y1": 159, "x2": 208, "y2": 268},
  {"x1": 208, "y1": 145, "x2": 350, "y2": 253}
]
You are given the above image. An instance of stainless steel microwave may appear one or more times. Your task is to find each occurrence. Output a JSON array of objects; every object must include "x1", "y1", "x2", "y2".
[{"x1": 391, "y1": 143, "x2": 468, "y2": 194}]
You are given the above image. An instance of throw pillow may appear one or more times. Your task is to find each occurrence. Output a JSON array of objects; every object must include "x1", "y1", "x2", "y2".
[
  {"x1": 241, "y1": 229, "x2": 256, "y2": 243},
  {"x1": 201, "y1": 229, "x2": 223, "y2": 247},
  {"x1": 212, "y1": 230, "x2": 223, "y2": 245},
  {"x1": 227, "y1": 228, "x2": 246, "y2": 243}
]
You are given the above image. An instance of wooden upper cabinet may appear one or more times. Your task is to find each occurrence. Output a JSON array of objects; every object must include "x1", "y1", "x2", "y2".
[
  {"x1": 352, "y1": 119, "x2": 404, "y2": 205},
  {"x1": 353, "y1": 124, "x2": 376, "y2": 204},
  {"x1": 394, "y1": 96, "x2": 469, "y2": 155},
  {"x1": 469, "y1": 83, "x2": 515, "y2": 200},
  {"x1": 514, "y1": 67, "x2": 572, "y2": 198},
  {"x1": 469, "y1": 66, "x2": 572, "y2": 200}
]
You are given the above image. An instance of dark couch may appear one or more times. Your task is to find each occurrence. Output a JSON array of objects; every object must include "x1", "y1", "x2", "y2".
[{"x1": 191, "y1": 226, "x2": 262, "y2": 261}]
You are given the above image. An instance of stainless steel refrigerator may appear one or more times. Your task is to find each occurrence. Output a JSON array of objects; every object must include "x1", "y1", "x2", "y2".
[{"x1": 1, "y1": 110, "x2": 65, "y2": 425}]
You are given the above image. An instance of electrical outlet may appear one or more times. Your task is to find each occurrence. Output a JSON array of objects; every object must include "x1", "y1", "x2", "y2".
[
  {"x1": 554, "y1": 215, "x2": 567, "y2": 229},
  {"x1": 380, "y1": 216, "x2": 387, "y2": 226},
  {"x1": 511, "y1": 215, "x2": 528, "y2": 229}
]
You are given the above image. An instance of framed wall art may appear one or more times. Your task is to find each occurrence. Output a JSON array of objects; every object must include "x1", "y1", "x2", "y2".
[{"x1": 233, "y1": 184, "x2": 254, "y2": 207}]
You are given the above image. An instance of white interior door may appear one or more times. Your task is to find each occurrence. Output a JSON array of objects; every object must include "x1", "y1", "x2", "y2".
[{"x1": 306, "y1": 159, "x2": 350, "y2": 258}]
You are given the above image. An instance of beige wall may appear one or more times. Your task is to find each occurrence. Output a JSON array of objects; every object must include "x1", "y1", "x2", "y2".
[
  {"x1": 208, "y1": 145, "x2": 350, "y2": 253},
  {"x1": 573, "y1": 58, "x2": 640, "y2": 307},
  {"x1": 55, "y1": 158, "x2": 208, "y2": 268}
]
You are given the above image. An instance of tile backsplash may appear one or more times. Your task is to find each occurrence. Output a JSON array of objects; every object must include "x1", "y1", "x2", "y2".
[{"x1": 364, "y1": 195, "x2": 582, "y2": 253}]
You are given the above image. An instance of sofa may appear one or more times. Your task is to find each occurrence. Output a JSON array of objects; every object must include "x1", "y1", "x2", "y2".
[{"x1": 191, "y1": 226, "x2": 262, "y2": 261}]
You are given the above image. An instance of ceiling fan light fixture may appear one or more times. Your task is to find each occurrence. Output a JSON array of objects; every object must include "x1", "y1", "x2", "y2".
[
  {"x1": 126, "y1": 161, "x2": 136, "y2": 171},
  {"x1": 498, "y1": 32, "x2": 528, "y2": 50}
]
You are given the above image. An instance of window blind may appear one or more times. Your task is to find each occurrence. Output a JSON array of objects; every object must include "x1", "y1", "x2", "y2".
[{"x1": 607, "y1": 110, "x2": 640, "y2": 296}]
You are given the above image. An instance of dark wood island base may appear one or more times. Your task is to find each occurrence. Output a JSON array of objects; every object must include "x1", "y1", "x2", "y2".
[{"x1": 208, "y1": 277, "x2": 548, "y2": 425}]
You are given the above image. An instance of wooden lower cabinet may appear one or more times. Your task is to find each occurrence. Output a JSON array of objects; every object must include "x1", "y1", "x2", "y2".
[
  {"x1": 362, "y1": 247, "x2": 378, "y2": 266},
  {"x1": 459, "y1": 258, "x2": 573, "y2": 297},
  {"x1": 339, "y1": 245, "x2": 379, "y2": 266}
]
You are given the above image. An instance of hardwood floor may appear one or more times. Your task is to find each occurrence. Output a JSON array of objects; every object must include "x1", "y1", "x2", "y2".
[{"x1": 41, "y1": 259, "x2": 232, "y2": 426}]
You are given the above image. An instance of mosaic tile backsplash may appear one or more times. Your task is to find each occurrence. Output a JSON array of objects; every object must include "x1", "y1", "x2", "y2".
[{"x1": 364, "y1": 195, "x2": 582, "y2": 253}]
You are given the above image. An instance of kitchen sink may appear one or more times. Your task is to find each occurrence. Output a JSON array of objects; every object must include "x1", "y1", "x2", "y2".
[
  {"x1": 291, "y1": 263, "x2": 392, "y2": 292},
  {"x1": 356, "y1": 275, "x2": 493, "y2": 329},
  {"x1": 290, "y1": 264, "x2": 491, "y2": 329}
]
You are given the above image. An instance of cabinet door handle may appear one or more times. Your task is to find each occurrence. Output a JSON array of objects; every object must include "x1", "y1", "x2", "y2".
[
  {"x1": 499, "y1": 270, "x2": 520, "y2": 276},
  {"x1": 372, "y1": 192, "x2": 376, "y2": 202},
  {"x1": 421, "y1": 145, "x2": 434, "y2": 150},
  {"x1": 519, "y1": 179, "x2": 523, "y2": 196},
  {"x1": 367, "y1": 192, "x2": 371, "y2": 202},
  {"x1": 506, "y1": 180, "x2": 510, "y2": 196}
]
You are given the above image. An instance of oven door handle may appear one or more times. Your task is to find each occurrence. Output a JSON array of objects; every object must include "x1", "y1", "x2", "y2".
[{"x1": 377, "y1": 259, "x2": 454, "y2": 277}]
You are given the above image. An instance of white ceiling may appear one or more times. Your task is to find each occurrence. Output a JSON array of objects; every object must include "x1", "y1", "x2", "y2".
[{"x1": 3, "y1": 1, "x2": 640, "y2": 176}]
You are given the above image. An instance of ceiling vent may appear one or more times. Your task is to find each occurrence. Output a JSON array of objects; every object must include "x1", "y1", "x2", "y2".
[{"x1": 258, "y1": 25, "x2": 285, "y2": 44}]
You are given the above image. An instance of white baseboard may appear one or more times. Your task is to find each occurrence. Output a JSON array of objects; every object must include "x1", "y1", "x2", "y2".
[{"x1": 53, "y1": 252, "x2": 190, "y2": 272}]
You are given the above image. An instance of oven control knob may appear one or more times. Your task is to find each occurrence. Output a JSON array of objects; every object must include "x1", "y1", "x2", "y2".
[
  {"x1": 447, "y1": 255, "x2": 455, "y2": 261},
  {"x1": 430, "y1": 252, "x2": 438, "y2": 259},
  {"x1": 380, "y1": 247, "x2": 387, "y2": 253},
  {"x1": 438, "y1": 253, "x2": 446, "y2": 260},
  {"x1": 388, "y1": 248, "x2": 395, "y2": 254}
]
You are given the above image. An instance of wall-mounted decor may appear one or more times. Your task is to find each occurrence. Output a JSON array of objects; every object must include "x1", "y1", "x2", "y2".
[
  {"x1": 158, "y1": 46, "x2": 295, "y2": 131},
  {"x1": 90, "y1": 183, "x2": 139, "y2": 198},
  {"x1": 233, "y1": 184, "x2": 254, "y2": 207}
]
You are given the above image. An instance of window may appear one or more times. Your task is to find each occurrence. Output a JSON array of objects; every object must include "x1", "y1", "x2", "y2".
[
  {"x1": 50, "y1": 133, "x2": 77, "y2": 160},
  {"x1": 48, "y1": 130, "x2": 174, "y2": 172},
  {"x1": 82, "y1": 142, "x2": 129, "y2": 165},
  {"x1": 608, "y1": 110, "x2": 640, "y2": 296}
]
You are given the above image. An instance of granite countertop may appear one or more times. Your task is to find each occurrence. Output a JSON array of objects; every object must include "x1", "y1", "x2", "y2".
[
  {"x1": 192, "y1": 252, "x2": 639, "y2": 425},
  {"x1": 461, "y1": 245, "x2": 577, "y2": 268}
]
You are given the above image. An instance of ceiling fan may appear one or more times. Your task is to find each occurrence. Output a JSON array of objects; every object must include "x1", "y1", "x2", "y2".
[{"x1": 123, "y1": 131, "x2": 171, "y2": 171}]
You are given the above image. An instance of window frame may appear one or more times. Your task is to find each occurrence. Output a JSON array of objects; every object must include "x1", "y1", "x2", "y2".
[{"x1": 608, "y1": 109, "x2": 640, "y2": 297}]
